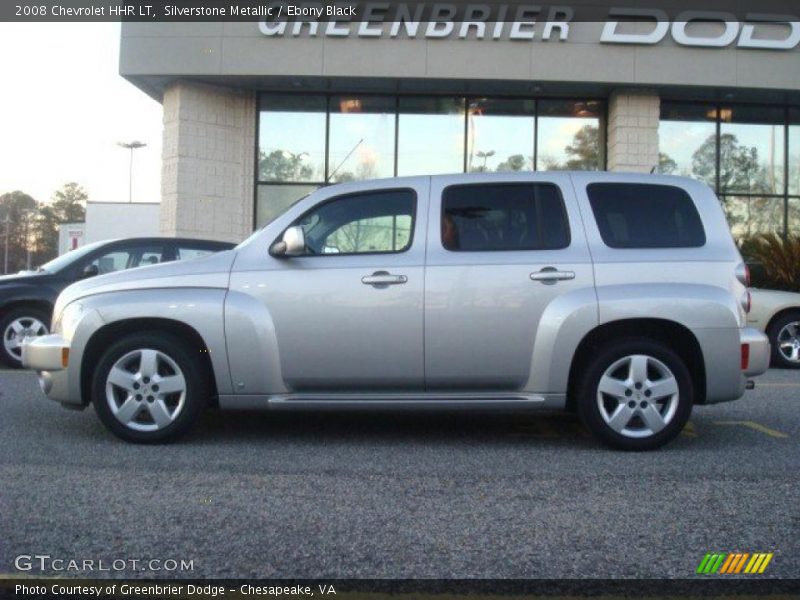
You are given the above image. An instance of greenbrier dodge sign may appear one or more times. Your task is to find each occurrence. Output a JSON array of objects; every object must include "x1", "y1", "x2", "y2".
[{"x1": 258, "y1": 4, "x2": 800, "y2": 50}]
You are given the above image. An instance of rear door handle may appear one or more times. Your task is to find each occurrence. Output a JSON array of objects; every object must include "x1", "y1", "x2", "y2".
[
  {"x1": 530, "y1": 268, "x2": 576, "y2": 284},
  {"x1": 362, "y1": 271, "x2": 408, "y2": 286}
]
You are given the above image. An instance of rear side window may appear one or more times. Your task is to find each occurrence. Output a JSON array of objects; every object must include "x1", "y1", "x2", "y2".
[
  {"x1": 442, "y1": 183, "x2": 570, "y2": 252},
  {"x1": 587, "y1": 183, "x2": 706, "y2": 249}
]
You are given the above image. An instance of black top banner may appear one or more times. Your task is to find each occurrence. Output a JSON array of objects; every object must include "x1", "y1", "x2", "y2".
[{"x1": 2, "y1": 0, "x2": 800, "y2": 22}]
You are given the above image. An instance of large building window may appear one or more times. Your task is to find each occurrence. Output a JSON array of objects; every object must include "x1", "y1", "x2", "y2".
[
  {"x1": 660, "y1": 101, "x2": 798, "y2": 241},
  {"x1": 658, "y1": 103, "x2": 717, "y2": 185},
  {"x1": 536, "y1": 100, "x2": 604, "y2": 171},
  {"x1": 467, "y1": 98, "x2": 535, "y2": 173},
  {"x1": 790, "y1": 108, "x2": 800, "y2": 196},
  {"x1": 256, "y1": 93, "x2": 606, "y2": 228},
  {"x1": 719, "y1": 106, "x2": 784, "y2": 196},
  {"x1": 397, "y1": 97, "x2": 466, "y2": 176},
  {"x1": 328, "y1": 96, "x2": 396, "y2": 183},
  {"x1": 258, "y1": 95, "x2": 326, "y2": 183}
]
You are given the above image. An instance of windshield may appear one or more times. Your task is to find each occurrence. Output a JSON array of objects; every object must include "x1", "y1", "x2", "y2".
[
  {"x1": 235, "y1": 193, "x2": 312, "y2": 249},
  {"x1": 38, "y1": 240, "x2": 112, "y2": 273}
]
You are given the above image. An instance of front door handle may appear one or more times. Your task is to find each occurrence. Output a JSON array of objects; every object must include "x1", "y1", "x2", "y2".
[
  {"x1": 362, "y1": 271, "x2": 408, "y2": 286},
  {"x1": 530, "y1": 267, "x2": 576, "y2": 284}
]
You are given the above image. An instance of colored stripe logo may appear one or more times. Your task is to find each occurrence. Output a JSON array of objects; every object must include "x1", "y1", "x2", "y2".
[{"x1": 696, "y1": 552, "x2": 773, "y2": 574}]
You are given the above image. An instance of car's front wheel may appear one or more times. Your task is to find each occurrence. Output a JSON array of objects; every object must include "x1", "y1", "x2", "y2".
[
  {"x1": 92, "y1": 332, "x2": 210, "y2": 443},
  {"x1": 767, "y1": 311, "x2": 800, "y2": 369},
  {"x1": 1, "y1": 308, "x2": 50, "y2": 368},
  {"x1": 576, "y1": 338, "x2": 693, "y2": 451}
]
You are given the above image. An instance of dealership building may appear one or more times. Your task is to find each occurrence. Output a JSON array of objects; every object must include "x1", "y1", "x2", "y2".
[{"x1": 119, "y1": 15, "x2": 800, "y2": 243}]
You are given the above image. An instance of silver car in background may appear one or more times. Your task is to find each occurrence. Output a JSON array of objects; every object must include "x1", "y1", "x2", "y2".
[{"x1": 22, "y1": 172, "x2": 770, "y2": 450}]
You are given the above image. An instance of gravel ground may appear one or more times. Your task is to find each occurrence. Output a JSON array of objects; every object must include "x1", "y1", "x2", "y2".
[{"x1": 0, "y1": 368, "x2": 798, "y2": 579}]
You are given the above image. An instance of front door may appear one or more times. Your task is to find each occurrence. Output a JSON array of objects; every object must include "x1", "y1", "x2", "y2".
[
  {"x1": 424, "y1": 175, "x2": 595, "y2": 392},
  {"x1": 231, "y1": 183, "x2": 428, "y2": 392}
]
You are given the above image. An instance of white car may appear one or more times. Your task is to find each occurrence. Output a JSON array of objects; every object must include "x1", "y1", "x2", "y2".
[{"x1": 748, "y1": 289, "x2": 800, "y2": 369}]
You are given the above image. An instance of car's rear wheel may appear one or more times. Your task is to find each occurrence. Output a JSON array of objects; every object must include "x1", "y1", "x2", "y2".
[
  {"x1": 767, "y1": 311, "x2": 800, "y2": 369},
  {"x1": 1, "y1": 308, "x2": 50, "y2": 368},
  {"x1": 576, "y1": 338, "x2": 693, "y2": 451},
  {"x1": 92, "y1": 332, "x2": 209, "y2": 443}
]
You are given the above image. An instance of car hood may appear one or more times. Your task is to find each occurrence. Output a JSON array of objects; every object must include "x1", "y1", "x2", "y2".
[
  {"x1": 55, "y1": 249, "x2": 237, "y2": 313},
  {"x1": 0, "y1": 271, "x2": 49, "y2": 286}
]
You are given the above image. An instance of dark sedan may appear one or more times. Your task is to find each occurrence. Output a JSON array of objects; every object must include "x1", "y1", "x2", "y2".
[{"x1": 0, "y1": 237, "x2": 234, "y2": 367}]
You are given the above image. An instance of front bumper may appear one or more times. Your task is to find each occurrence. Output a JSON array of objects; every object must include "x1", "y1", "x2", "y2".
[
  {"x1": 21, "y1": 334, "x2": 74, "y2": 406},
  {"x1": 741, "y1": 327, "x2": 770, "y2": 377}
]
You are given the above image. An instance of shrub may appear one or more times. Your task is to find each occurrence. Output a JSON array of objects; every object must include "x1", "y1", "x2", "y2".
[{"x1": 741, "y1": 234, "x2": 800, "y2": 292}]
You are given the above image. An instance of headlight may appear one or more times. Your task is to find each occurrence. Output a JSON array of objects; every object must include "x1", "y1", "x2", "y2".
[{"x1": 54, "y1": 302, "x2": 84, "y2": 339}]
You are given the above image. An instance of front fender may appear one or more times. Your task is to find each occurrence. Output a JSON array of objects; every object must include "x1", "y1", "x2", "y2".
[
  {"x1": 69, "y1": 288, "x2": 232, "y2": 402},
  {"x1": 223, "y1": 290, "x2": 287, "y2": 395}
]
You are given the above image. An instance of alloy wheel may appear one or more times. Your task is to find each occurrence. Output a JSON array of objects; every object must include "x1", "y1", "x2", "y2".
[
  {"x1": 777, "y1": 321, "x2": 800, "y2": 364},
  {"x1": 105, "y1": 348, "x2": 187, "y2": 432},
  {"x1": 596, "y1": 354, "x2": 680, "y2": 439},
  {"x1": 3, "y1": 316, "x2": 48, "y2": 362}
]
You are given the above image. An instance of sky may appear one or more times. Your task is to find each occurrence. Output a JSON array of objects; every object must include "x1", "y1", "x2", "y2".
[{"x1": 0, "y1": 23, "x2": 162, "y2": 205}]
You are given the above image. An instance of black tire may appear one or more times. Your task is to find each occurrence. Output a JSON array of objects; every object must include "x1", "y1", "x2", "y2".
[
  {"x1": 92, "y1": 332, "x2": 210, "y2": 443},
  {"x1": 0, "y1": 307, "x2": 51, "y2": 369},
  {"x1": 576, "y1": 338, "x2": 693, "y2": 451},
  {"x1": 766, "y1": 311, "x2": 800, "y2": 369}
]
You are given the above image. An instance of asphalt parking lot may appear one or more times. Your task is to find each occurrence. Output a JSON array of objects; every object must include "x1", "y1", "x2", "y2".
[{"x1": 0, "y1": 367, "x2": 798, "y2": 579}]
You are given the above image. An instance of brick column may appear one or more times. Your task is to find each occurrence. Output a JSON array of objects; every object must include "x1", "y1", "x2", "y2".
[
  {"x1": 606, "y1": 90, "x2": 660, "y2": 173},
  {"x1": 160, "y1": 81, "x2": 256, "y2": 243}
]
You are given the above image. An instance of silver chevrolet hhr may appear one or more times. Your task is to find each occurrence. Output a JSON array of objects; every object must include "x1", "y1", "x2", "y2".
[{"x1": 22, "y1": 172, "x2": 770, "y2": 450}]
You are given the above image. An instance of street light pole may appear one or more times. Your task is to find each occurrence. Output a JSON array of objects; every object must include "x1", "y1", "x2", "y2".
[
  {"x1": 117, "y1": 141, "x2": 147, "y2": 203},
  {"x1": 2, "y1": 214, "x2": 9, "y2": 275}
]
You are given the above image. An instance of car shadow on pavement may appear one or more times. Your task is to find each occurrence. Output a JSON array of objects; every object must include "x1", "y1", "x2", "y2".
[{"x1": 189, "y1": 409, "x2": 597, "y2": 448}]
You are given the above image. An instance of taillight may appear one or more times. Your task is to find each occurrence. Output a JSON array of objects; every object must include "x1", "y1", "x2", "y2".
[
  {"x1": 741, "y1": 290, "x2": 752, "y2": 313},
  {"x1": 735, "y1": 263, "x2": 751, "y2": 287},
  {"x1": 741, "y1": 344, "x2": 750, "y2": 371}
]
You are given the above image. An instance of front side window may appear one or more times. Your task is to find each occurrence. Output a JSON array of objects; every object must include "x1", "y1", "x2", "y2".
[
  {"x1": 587, "y1": 183, "x2": 706, "y2": 249},
  {"x1": 294, "y1": 190, "x2": 415, "y2": 255},
  {"x1": 442, "y1": 183, "x2": 570, "y2": 252}
]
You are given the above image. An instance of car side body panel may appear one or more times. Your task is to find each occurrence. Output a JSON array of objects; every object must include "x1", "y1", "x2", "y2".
[{"x1": 747, "y1": 288, "x2": 800, "y2": 332}]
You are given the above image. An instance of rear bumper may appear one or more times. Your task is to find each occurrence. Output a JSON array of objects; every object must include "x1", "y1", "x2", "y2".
[
  {"x1": 741, "y1": 327, "x2": 770, "y2": 377},
  {"x1": 21, "y1": 334, "x2": 74, "y2": 406}
]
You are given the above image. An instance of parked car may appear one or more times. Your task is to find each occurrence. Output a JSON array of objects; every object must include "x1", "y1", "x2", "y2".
[
  {"x1": 22, "y1": 173, "x2": 769, "y2": 450},
  {"x1": 748, "y1": 288, "x2": 800, "y2": 369},
  {"x1": 1, "y1": 237, "x2": 234, "y2": 367}
]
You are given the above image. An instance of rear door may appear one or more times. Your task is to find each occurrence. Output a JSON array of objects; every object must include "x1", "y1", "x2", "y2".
[{"x1": 424, "y1": 174, "x2": 594, "y2": 392}]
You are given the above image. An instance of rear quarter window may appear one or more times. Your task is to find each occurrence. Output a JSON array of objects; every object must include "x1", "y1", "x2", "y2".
[{"x1": 587, "y1": 183, "x2": 706, "y2": 249}]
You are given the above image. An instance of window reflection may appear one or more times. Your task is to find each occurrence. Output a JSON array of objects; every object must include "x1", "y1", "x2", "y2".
[
  {"x1": 467, "y1": 98, "x2": 535, "y2": 173},
  {"x1": 721, "y1": 195, "x2": 785, "y2": 239},
  {"x1": 790, "y1": 108, "x2": 799, "y2": 196},
  {"x1": 658, "y1": 102, "x2": 717, "y2": 185},
  {"x1": 719, "y1": 106, "x2": 785, "y2": 195},
  {"x1": 537, "y1": 100, "x2": 603, "y2": 171},
  {"x1": 328, "y1": 96, "x2": 396, "y2": 182},
  {"x1": 256, "y1": 184, "x2": 318, "y2": 228},
  {"x1": 259, "y1": 95, "x2": 326, "y2": 182},
  {"x1": 397, "y1": 97, "x2": 466, "y2": 176},
  {"x1": 790, "y1": 198, "x2": 800, "y2": 235}
]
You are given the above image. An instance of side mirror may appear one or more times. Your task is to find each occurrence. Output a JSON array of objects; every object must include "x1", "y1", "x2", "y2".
[
  {"x1": 270, "y1": 226, "x2": 306, "y2": 258},
  {"x1": 80, "y1": 264, "x2": 99, "y2": 278}
]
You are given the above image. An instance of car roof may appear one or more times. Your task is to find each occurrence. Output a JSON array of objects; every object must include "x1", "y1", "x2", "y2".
[{"x1": 96, "y1": 237, "x2": 234, "y2": 246}]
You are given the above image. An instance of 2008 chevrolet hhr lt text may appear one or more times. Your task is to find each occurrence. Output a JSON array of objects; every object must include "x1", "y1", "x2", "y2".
[{"x1": 22, "y1": 172, "x2": 770, "y2": 450}]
